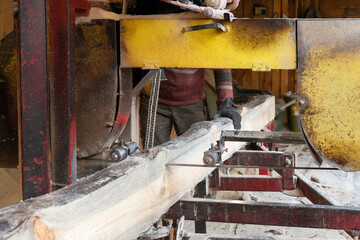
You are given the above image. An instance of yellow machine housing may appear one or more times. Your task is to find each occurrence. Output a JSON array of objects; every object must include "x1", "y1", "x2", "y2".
[{"x1": 120, "y1": 17, "x2": 360, "y2": 171}]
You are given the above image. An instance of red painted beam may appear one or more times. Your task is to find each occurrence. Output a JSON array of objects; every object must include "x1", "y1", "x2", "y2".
[
  {"x1": 48, "y1": 0, "x2": 76, "y2": 189},
  {"x1": 209, "y1": 151, "x2": 297, "y2": 191},
  {"x1": 224, "y1": 151, "x2": 293, "y2": 167},
  {"x1": 19, "y1": 0, "x2": 51, "y2": 199},
  {"x1": 48, "y1": 0, "x2": 90, "y2": 189},
  {"x1": 164, "y1": 199, "x2": 360, "y2": 231},
  {"x1": 218, "y1": 177, "x2": 283, "y2": 192}
]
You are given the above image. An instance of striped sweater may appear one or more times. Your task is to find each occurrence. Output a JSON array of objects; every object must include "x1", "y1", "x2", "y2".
[{"x1": 157, "y1": 68, "x2": 233, "y2": 107}]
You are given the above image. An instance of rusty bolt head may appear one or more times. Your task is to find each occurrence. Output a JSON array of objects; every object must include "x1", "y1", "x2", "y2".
[
  {"x1": 204, "y1": 156, "x2": 215, "y2": 166},
  {"x1": 284, "y1": 157, "x2": 292, "y2": 167}
]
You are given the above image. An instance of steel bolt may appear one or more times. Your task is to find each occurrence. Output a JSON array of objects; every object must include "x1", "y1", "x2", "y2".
[
  {"x1": 204, "y1": 156, "x2": 214, "y2": 166},
  {"x1": 284, "y1": 157, "x2": 292, "y2": 167},
  {"x1": 106, "y1": 122, "x2": 114, "y2": 127},
  {"x1": 111, "y1": 151, "x2": 119, "y2": 161}
]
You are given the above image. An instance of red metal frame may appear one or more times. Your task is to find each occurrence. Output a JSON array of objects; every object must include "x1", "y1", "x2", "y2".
[
  {"x1": 19, "y1": 0, "x2": 91, "y2": 197},
  {"x1": 48, "y1": 0, "x2": 90, "y2": 189},
  {"x1": 164, "y1": 199, "x2": 360, "y2": 233},
  {"x1": 260, "y1": 121, "x2": 274, "y2": 175},
  {"x1": 166, "y1": 146, "x2": 360, "y2": 237},
  {"x1": 19, "y1": 0, "x2": 51, "y2": 199},
  {"x1": 209, "y1": 151, "x2": 297, "y2": 192},
  {"x1": 218, "y1": 177, "x2": 283, "y2": 191}
]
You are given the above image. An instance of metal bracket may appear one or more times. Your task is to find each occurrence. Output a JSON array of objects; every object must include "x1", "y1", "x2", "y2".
[
  {"x1": 202, "y1": 130, "x2": 305, "y2": 167},
  {"x1": 142, "y1": 61, "x2": 159, "y2": 69},
  {"x1": 182, "y1": 23, "x2": 229, "y2": 33},
  {"x1": 252, "y1": 62, "x2": 271, "y2": 72},
  {"x1": 176, "y1": 216, "x2": 186, "y2": 240}
]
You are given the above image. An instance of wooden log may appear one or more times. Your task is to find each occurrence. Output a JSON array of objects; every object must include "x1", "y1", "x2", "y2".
[{"x1": 0, "y1": 95, "x2": 275, "y2": 240}]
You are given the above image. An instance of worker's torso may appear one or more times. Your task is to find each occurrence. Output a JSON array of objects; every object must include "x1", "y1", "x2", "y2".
[{"x1": 158, "y1": 68, "x2": 205, "y2": 106}]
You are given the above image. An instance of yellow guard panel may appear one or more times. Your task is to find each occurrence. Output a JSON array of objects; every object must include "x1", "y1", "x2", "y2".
[
  {"x1": 120, "y1": 18, "x2": 296, "y2": 69},
  {"x1": 298, "y1": 20, "x2": 360, "y2": 171}
]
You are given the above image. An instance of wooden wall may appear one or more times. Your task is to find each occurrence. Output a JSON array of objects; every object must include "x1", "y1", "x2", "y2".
[{"x1": 232, "y1": 0, "x2": 360, "y2": 98}]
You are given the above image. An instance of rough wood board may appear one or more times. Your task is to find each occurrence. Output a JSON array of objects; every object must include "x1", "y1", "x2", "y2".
[
  {"x1": 280, "y1": 70, "x2": 289, "y2": 97},
  {"x1": 76, "y1": 7, "x2": 208, "y2": 24},
  {"x1": 318, "y1": 0, "x2": 360, "y2": 18},
  {"x1": 0, "y1": 96, "x2": 274, "y2": 240},
  {"x1": 272, "y1": 69, "x2": 281, "y2": 98}
]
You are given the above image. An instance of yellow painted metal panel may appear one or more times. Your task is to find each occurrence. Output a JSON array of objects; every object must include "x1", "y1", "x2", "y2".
[
  {"x1": 120, "y1": 18, "x2": 296, "y2": 69},
  {"x1": 298, "y1": 20, "x2": 360, "y2": 171}
]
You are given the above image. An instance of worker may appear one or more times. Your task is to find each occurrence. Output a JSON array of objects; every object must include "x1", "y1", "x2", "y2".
[
  {"x1": 140, "y1": 68, "x2": 241, "y2": 147},
  {"x1": 133, "y1": 0, "x2": 241, "y2": 147}
]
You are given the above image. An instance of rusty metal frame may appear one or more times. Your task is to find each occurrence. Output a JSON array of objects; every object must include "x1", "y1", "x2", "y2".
[
  {"x1": 48, "y1": 0, "x2": 90, "y2": 190},
  {"x1": 48, "y1": 0, "x2": 77, "y2": 190},
  {"x1": 164, "y1": 199, "x2": 360, "y2": 233},
  {"x1": 19, "y1": 0, "x2": 91, "y2": 197},
  {"x1": 208, "y1": 151, "x2": 297, "y2": 192},
  {"x1": 19, "y1": 0, "x2": 51, "y2": 199},
  {"x1": 165, "y1": 127, "x2": 360, "y2": 238}
]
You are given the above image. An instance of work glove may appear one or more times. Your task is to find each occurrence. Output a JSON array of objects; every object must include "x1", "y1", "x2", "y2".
[{"x1": 213, "y1": 97, "x2": 241, "y2": 129}]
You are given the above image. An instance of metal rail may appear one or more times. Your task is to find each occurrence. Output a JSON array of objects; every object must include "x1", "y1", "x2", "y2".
[
  {"x1": 220, "y1": 130, "x2": 306, "y2": 144},
  {"x1": 164, "y1": 199, "x2": 360, "y2": 232},
  {"x1": 167, "y1": 163, "x2": 338, "y2": 170}
]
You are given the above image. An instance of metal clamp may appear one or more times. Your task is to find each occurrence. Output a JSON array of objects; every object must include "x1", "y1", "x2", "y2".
[
  {"x1": 110, "y1": 140, "x2": 139, "y2": 161},
  {"x1": 176, "y1": 216, "x2": 186, "y2": 240}
]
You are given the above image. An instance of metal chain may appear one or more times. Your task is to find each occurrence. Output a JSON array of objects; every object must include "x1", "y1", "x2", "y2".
[{"x1": 144, "y1": 69, "x2": 161, "y2": 149}]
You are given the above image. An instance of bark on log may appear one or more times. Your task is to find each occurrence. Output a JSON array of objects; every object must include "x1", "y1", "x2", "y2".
[{"x1": 0, "y1": 95, "x2": 274, "y2": 240}]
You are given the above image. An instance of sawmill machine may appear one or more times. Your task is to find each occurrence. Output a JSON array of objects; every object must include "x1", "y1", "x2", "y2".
[
  {"x1": 1, "y1": 0, "x2": 360, "y2": 200},
  {"x1": 76, "y1": 0, "x2": 360, "y2": 171},
  {"x1": 1, "y1": 1, "x2": 360, "y2": 239},
  {"x1": 77, "y1": 0, "x2": 360, "y2": 171}
]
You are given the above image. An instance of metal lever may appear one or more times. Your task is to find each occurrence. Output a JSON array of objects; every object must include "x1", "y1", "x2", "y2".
[{"x1": 182, "y1": 23, "x2": 228, "y2": 33}]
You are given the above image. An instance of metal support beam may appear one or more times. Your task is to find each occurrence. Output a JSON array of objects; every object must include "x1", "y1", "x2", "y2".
[
  {"x1": 220, "y1": 131, "x2": 305, "y2": 144},
  {"x1": 216, "y1": 177, "x2": 283, "y2": 192},
  {"x1": 297, "y1": 173, "x2": 339, "y2": 206},
  {"x1": 164, "y1": 199, "x2": 360, "y2": 232},
  {"x1": 223, "y1": 151, "x2": 295, "y2": 167},
  {"x1": 209, "y1": 151, "x2": 296, "y2": 192},
  {"x1": 48, "y1": 0, "x2": 76, "y2": 189},
  {"x1": 19, "y1": 0, "x2": 51, "y2": 199},
  {"x1": 48, "y1": 0, "x2": 90, "y2": 189}
]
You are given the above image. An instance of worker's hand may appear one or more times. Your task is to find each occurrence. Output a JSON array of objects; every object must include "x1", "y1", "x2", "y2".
[
  {"x1": 226, "y1": 0, "x2": 240, "y2": 11},
  {"x1": 204, "y1": 0, "x2": 240, "y2": 10},
  {"x1": 213, "y1": 97, "x2": 241, "y2": 129}
]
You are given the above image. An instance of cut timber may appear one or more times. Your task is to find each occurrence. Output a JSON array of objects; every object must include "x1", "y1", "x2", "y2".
[
  {"x1": 0, "y1": 95, "x2": 275, "y2": 240},
  {"x1": 75, "y1": 8, "x2": 208, "y2": 24}
]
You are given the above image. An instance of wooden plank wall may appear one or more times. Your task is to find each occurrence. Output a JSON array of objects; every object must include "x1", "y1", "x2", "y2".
[
  {"x1": 232, "y1": 0, "x2": 360, "y2": 98},
  {"x1": 317, "y1": 0, "x2": 360, "y2": 18}
]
